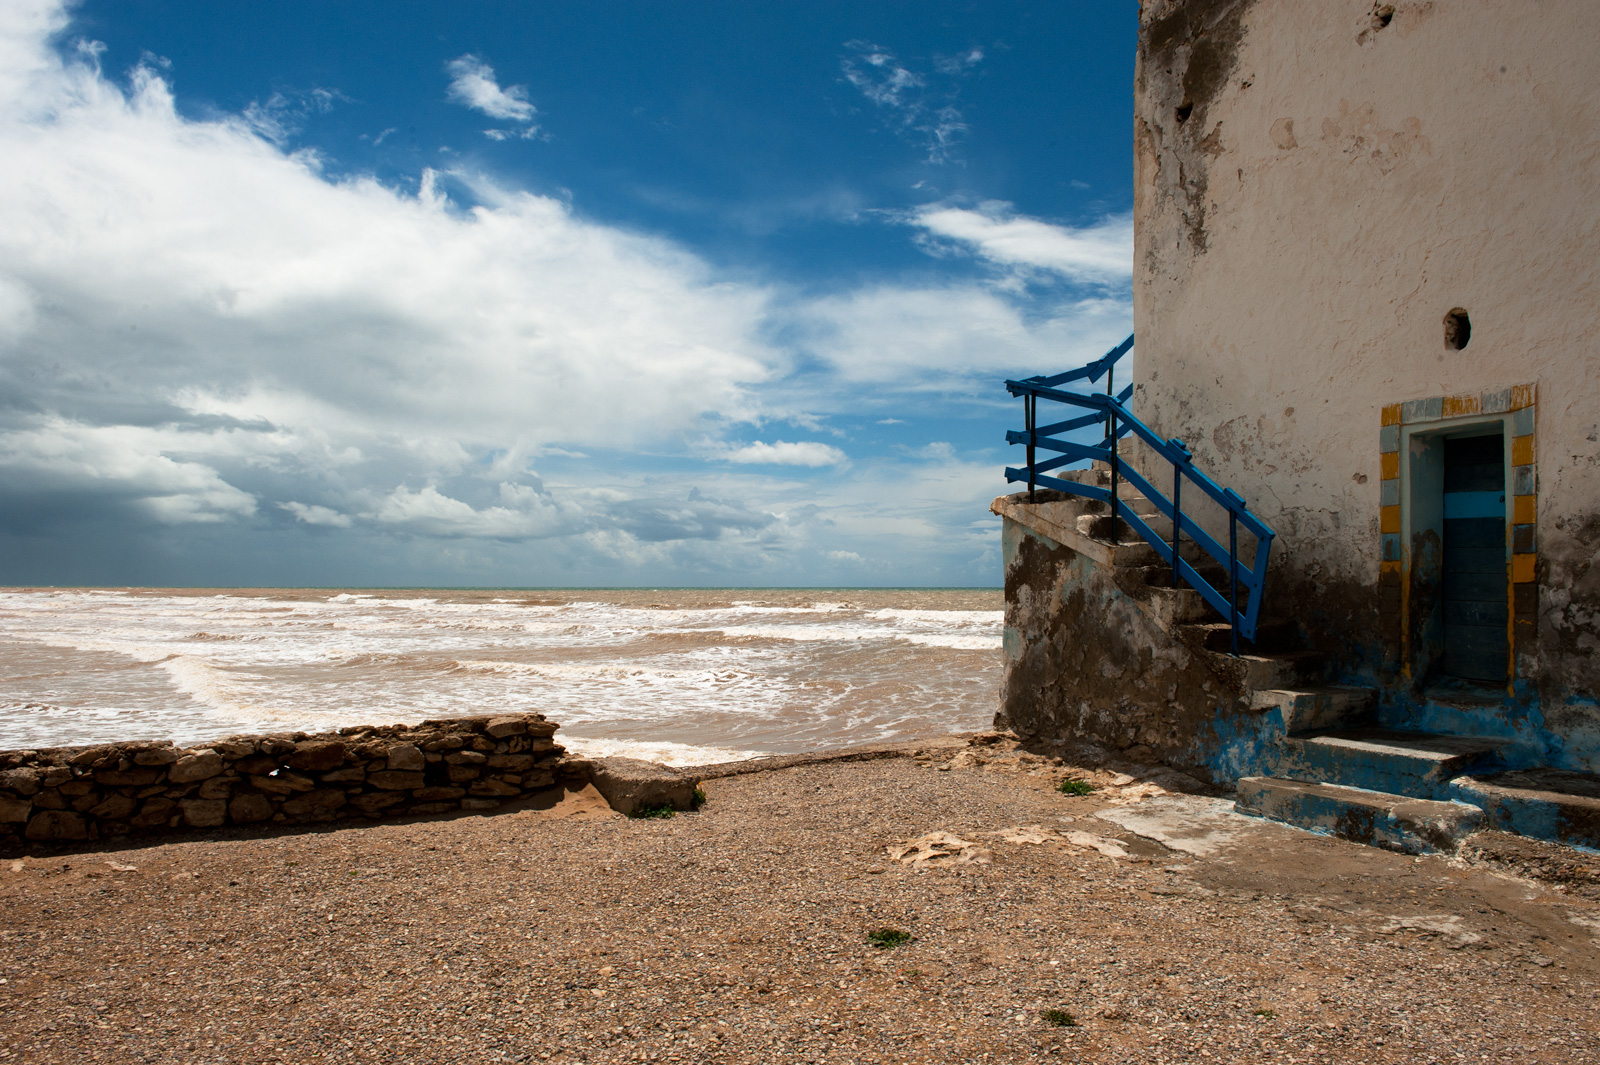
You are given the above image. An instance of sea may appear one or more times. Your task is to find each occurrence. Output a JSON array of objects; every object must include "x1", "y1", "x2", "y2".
[{"x1": 0, "y1": 588, "x2": 1003, "y2": 765}]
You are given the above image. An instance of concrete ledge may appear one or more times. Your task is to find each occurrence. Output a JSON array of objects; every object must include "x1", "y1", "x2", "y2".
[
  {"x1": 1236, "y1": 776, "x2": 1485, "y2": 855},
  {"x1": 992, "y1": 493, "x2": 1114, "y2": 566},
  {"x1": 1452, "y1": 770, "x2": 1600, "y2": 849},
  {"x1": 685, "y1": 737, "x2": 968, "y2": 781}
]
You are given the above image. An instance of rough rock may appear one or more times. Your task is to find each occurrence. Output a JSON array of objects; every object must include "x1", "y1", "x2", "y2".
[
  {"x1": 228, "y1": 793, "x2": 273, "y2": 823},
  {"x1": 168, "y1": 752, "x2": 225, "y2": 784},
  {"x1": 180, "y1": 799, "x2": 228, "y2": 828},
  {"x1": 25, "y1": 810, "x2": 88, "y2": 841},
  {"x1": 369, "y1": 770, "x2": 427, "y2": 791},
  {"x1": 385, "y1": 745, "x2": 425, "y2": 772},
  {"x1": 587, "y1": 757, "x2": 698, "y2": 816},
  {"x1": 286, "y1": 741, "x2": 347, "y2": 772},
  {"x1": 485, "y1": 717, "x2": 527, "y2": 739}
]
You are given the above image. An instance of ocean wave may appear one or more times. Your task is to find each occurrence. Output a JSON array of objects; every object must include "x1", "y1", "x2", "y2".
[{"x1": 559, "y1": 735, "x2": 765, "y2": 767}]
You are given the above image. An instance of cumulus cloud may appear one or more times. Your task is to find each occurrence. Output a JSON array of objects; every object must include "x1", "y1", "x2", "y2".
[
  {"x1": 0, "y1": 3, "x2": 1129, "y2": 585},
  {"x1": 911, "y1": 202, "x2": 1133, "y2": 284},
  {"x1": 372, "y1": 482, "x2": 575, "y2": 540},
  {"x1": 445, "y1": 53, "x2": 538, "y2": 136},
  {"x1": 0, "y1": 9, "x2": 782, "y2": 539},
  {"x1": 717, "y1": 441, "x2": 849, "y2": 467},
  {"x1": 0, "y1": 419, "x2": 256, "y2": 525},
  {"x1": 279, "y1": 501, "x2": 352, "y2": 528},
  {"x1": 787, "y1": 285, "x2": 1130, "y2": 388}
]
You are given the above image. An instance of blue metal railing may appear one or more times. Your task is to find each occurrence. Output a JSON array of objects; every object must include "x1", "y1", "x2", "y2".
[{"x1": 1003, "y1": 334, "x2": 1275, "y2": 651}]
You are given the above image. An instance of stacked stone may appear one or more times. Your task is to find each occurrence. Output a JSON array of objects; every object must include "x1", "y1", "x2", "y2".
[{"x1": 0, "y1": 713, "x2": 565, "y2": 849}]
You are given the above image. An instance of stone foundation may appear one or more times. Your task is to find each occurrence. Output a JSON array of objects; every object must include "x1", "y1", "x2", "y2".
[{"x1": 0, "y1": 713, "x2": 568, "y2": 851}]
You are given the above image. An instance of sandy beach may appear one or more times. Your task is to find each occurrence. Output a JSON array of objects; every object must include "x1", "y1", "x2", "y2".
[{"x1": 1, "y1": 733, "x2": 1597, "y2": 1064}]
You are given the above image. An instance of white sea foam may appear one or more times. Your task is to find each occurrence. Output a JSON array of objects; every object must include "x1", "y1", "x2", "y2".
[
  {"x1": 560, "y1": 736, "x2": 761, "y2": 767},
  {"x1": 0, "y1": 589, "x2": 1002, "y2": 754}
]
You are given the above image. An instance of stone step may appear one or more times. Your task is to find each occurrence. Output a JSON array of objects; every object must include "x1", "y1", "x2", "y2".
[
  {"x1": 1182, "y1": 619, "x2": 1302, "y2": 654},
  {"x1": 1235, "y1": 776, "x2": 1485, "y2": 855},
  {"x1": 1236, "y1": 652, "x2": 1331, "y2": 692},
  {"x1": 1079, "y1": 511, "x2": 1185, "y2": 544},
  {"x1": 1250, "y1": 686, "x2": 1378, "y2": 734},
  {"x1": 1137, "y1": 585, "x2": 1217, "y2": 627},
  {"x1": 1124, "y1": 561, "x2": 1229, "y2": 586},
  {"x1": 1278, "y1": 728, "x2": 1501, "y2": 800},
  {"x1": 1451, "y1": 769, "x2": 1600, "y2": 849}
]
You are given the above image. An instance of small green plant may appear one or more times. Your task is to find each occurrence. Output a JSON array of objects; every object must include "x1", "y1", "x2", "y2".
[
  {"x1": 1057, "y1": 777, "x2": 1096, "y2": 796},
  {"x1": 1040, "y1": 1009, "x2": 1078, "y2": 1028},
  {"x1": 690, "y1": 786, "x2": 707, "y2": 810},
  {"x1": 629, "y1": 802, "x2": 675, "y2": 819},
  {"x1": 866, "y1": 928, "x2": 913, "y2": 950},
  {"x1": 1253, "y1": 1008, "x2": 1277, "y2": 1019}
]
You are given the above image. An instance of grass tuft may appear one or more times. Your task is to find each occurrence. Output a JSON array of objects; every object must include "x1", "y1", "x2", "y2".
[
  {"x1": 1057, "y1": 777, "x2": 1097, "y2": 796},
  {"x1": 1253, "y1": 1008, "x2": 1277, "y2": 1019},
  {"x1": 866, "y1": 928, "x2": 913, "y2": 950},
  {"x1": 690, "y1": 786, "x2": 707, "y2": 810},
  {"x1": 628, "y1": 802, "x2": 675, "y2": 819},
  {"x1": 1040, "y1": 1008, "x2": 1078, "y2": 1028}
]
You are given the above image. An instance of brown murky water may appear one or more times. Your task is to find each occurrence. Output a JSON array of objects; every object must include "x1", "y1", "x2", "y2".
[{"x1": 0, "y1": 588, "x2": 1001, "y2": 764}]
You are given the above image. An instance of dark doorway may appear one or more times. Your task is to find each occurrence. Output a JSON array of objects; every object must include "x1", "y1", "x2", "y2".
[{"x1": 1440, "y1": 433, "x2": 1507, "y2": 683}]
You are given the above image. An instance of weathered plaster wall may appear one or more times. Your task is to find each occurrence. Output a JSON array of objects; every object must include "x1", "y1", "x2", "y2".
[
  {"x1": 998, "y1": 517, "x2": 1279, "y2": 783},
  {"x1": 1132, "y1": 1, "x2": 1600, "y2": 713}
]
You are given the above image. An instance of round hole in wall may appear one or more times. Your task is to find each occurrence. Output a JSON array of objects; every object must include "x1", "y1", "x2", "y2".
[
  {"x1": 1371, "y1": 5, "x2": 1395, "y2": 30},
  {"x1": 1175, "y1": 100, "x2": 1193, "y2": 124},
  {"x1": 1443, "y1": 308, "x2": 1471, "y2": 351}
]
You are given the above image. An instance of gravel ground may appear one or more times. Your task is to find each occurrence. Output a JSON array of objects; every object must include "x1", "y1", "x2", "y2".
[{"x1": 1, "y1": 736, "x2": 1597, "y2": 1064}]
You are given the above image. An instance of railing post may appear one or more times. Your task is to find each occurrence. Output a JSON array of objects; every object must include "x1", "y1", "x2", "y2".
[
  {"x1": 1025, "y1": 393, "x2": 1036, "y2": 503},
  {"x1": 1108, "y1": 408, "x2": 1120, "y2": 540},
  {"x1": 1171, "y1": 463, "x2": 1183, "y2": 589},
  {"x1": 1229, "y1": 511, "x2": 1239, "y2": 656},
  {"x1": 1104, "y1": 361, "x2": 1114, "y2": 441}
]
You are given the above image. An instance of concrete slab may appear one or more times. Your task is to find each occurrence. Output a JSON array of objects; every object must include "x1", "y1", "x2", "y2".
[
  {"x1": 1094, "y1": 794, "x2": 1306, "y2": 858},
  {"x1": 1453, "y1": 768, "x2": 1600, "y2": 848},
  {"x1": 1236, "y1": 776, "x2": 1485, "y2": 854}
]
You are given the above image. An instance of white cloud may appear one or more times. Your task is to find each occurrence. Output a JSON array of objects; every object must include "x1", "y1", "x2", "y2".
[
  {"x1": 717, "y1": 441, "x2": 849, "y2": 467},
  {"x1": 788, "y1": 284, "x2": 1131, "y2": 387},
  {"x1": 445, "y1": 54, "x2": 537, "y2": 126},
  {"x1": 841, "y1": 43, "x2": 923, "y2": 108},
  {"x1": 840, "y1": 41, "x2": 970, "y2": 163},
  {"x1": 0, "y1": 3, "x2": 1129, "y2": 586},
  {"x1": 371, "y1": 483, "x2": 575, "y2": 540},
  {"x1": 912, "y1": 202, "x2": 1133, "y2": 283},
  {"x1": 0, "y1": 13, "x2": 780, "y2": 531},
  {"x1": 0, "y1": 419, "x2": 256, "y2": 523},
  {"x1": 279, "y1": 501, "x2": 352, "y2": 528}
]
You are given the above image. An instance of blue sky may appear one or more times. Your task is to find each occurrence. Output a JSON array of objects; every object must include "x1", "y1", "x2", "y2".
[{"x1": 0, "y1": 0, "x2": 1136, "y2": 587}]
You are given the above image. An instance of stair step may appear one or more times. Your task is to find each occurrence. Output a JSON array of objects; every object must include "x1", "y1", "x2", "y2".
[
  {"x1": 1080, "y1": 512, "x2": 1186, "y2": 544},
  {"x1": 1250, "y1": 686, "x2": 1377, "y2": 733},
  {"x1": 1236, "y1": 652, "x2": 1331, "y2": 691},
  {"x1": 1183, "y1": 620, "x2": 1301, "y2": 654},
  {"x1": 1137, "y1": 586, "x2": 1217, "y2": 625},
  {"x1": 1451, "y1": 768, "x2": 1600, "y2": 849},
  {"x1": 1125, "y1": 562, "x2": 1228, "y2": 586},
  {"x1": 1235, "y1": 776, "x2": 1485, "y2": 855},
  {"x1": 1279, "y1": 728, "x2": 1501, "y2": 799}
]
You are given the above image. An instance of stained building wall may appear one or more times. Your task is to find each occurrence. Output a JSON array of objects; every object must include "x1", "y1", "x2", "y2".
[{"x1": 1129, "y1": 0, "x2": 1600, "y2": 749}]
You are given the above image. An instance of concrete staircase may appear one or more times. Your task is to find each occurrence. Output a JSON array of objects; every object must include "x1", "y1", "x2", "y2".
[
  {"x1": 996, "y1": 465, "x2": 1600, "y2": 855},
  {"x1": 994, "y1": 464, "x2": 1379, "y2": 774}
]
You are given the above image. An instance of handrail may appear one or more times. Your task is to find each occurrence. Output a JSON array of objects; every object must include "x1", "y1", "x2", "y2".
[{"x1": 1001, "y1": 334, "x2": 1275, "y2": 650}]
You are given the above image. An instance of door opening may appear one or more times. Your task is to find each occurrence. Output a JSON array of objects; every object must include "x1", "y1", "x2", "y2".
[{"x1": 1439, "y1": 433, "x2": 1507, "y2": 684}]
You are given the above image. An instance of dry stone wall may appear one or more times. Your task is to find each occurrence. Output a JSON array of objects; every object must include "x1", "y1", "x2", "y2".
[{"x1": 0, "y1": 713, "x2": 566, "y2": 850}]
